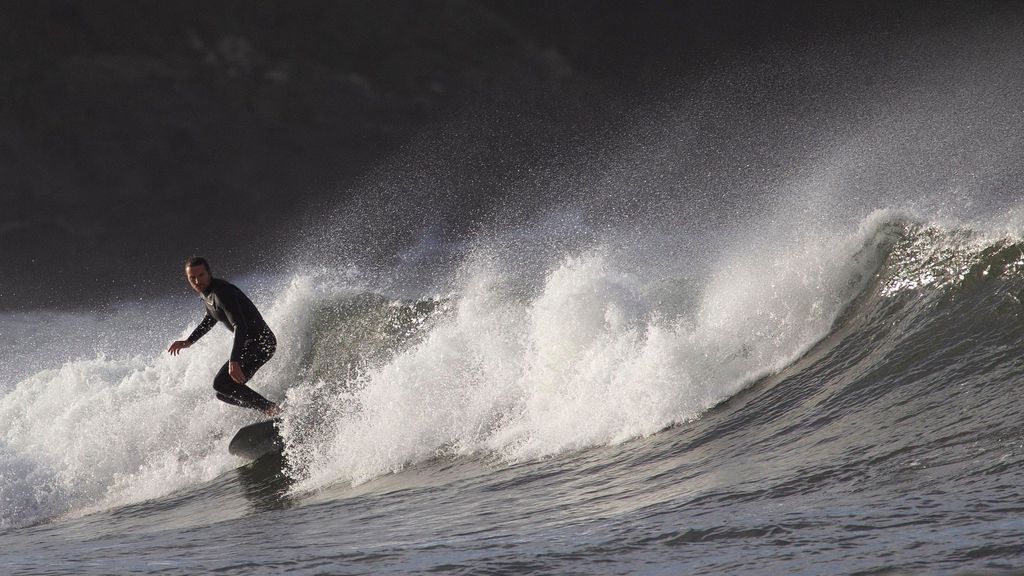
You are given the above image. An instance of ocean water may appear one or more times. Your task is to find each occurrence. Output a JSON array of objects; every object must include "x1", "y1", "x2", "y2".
[{"x1": 4, "y1": 209, "x2": 1024, "y2": 575}]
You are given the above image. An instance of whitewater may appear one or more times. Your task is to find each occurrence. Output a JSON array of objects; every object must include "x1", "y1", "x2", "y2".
[{"x1": 5, "y1": 6, "x2": 1024, "y2": 575}]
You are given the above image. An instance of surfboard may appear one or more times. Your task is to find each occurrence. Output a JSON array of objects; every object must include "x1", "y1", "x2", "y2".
[{"x1": 228, "y1": 418, "x2": 283, "y2": 460}]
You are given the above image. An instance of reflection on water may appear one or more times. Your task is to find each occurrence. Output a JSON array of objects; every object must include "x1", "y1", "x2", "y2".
[{"x1": 235, "y1": 450, "x2": 296, "y2": 512}]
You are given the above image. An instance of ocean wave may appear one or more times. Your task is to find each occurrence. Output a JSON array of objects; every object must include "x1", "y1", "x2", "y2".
[
  {"x1": 281, "y1": 210, "x2": 912, "y2": 492},
  {"x1": 4, "y1": 210, "x2": 1024, "y2": 527}
]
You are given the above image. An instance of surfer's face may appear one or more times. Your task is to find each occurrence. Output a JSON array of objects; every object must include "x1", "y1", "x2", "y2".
[{"x1": 185, "y1": 264, "x2": 211, "y2": 294}]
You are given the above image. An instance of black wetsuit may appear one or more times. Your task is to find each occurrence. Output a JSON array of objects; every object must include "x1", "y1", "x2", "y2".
[{"x1": 187, "y1": 278, "x2": 277, "y2": 413}]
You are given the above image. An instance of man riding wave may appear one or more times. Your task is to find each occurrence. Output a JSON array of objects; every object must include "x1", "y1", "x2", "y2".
[{"x1": 168, "y1": 257, "x2": 281, "y2": 417}]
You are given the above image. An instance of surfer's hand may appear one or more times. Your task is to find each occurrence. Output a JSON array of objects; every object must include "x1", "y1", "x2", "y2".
[
  {"x1": 228, "y1": 361, "x2": 246, "y2": 384},
  {"x1": 168, "y1": 340, "x2": 191, "y2": 355}
]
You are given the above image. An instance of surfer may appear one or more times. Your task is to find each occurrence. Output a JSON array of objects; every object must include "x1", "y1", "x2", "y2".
[{"x1": 167, "y1": 257, "x2": 281, "y2": 417}]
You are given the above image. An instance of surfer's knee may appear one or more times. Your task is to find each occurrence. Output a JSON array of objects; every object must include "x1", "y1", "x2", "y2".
[{"x1": 212, "y1": 364, "x2": 234, "y2": 394}]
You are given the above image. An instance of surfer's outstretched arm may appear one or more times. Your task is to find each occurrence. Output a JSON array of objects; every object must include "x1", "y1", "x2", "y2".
[
  {"x1": 167, "y1": 340, "x2": 191, "y2": 355},
  {"x1": 187, "y1": 312, "x2": 217, "y2": 344},
  {"x1": 168, "y1": 312, "x2": 216, "y2": 355}
]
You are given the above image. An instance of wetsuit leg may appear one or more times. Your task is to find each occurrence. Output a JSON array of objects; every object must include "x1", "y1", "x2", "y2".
[
  {"x1": 212, "y1": 362, "x2": 275, "y2": 412},
  {"x1": 216, "y1": 391, "x2": 250, "y2": 408},
  {"x1": 212, "y1": 330, "x2": 278, "y2": 413}
]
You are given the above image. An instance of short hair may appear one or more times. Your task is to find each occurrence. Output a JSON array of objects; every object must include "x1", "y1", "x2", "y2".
[{"x1": 184, "y1": 256, "x2": 210, "y2": 271}]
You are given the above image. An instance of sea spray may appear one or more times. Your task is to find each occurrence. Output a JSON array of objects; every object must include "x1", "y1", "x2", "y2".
[{"x1": 282, "y1": 210, "x2": 904, "y2": 493}]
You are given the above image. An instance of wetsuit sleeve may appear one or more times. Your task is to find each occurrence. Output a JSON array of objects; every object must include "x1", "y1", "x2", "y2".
[
  {"x1": 186, "y1": 313, "x2": 217, "y2": 344},
  {"x1": 217, "y1": 287, "x2": 251, "y2": 362}
]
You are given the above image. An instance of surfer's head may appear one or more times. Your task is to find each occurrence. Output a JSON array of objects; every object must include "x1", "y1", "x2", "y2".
[{"x1": 184, "y1": 256, "x2": 212, "y2": 294}]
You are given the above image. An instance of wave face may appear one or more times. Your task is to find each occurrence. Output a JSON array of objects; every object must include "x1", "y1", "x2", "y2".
[{"x1": 278, "y1": 210, "x2": 901, "y2": 490}]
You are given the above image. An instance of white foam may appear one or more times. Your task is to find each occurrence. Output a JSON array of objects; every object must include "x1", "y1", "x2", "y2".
[
  {"x1": 0, "y1": 353, "x2": 226, "y2": 529},
  {"x1": 0, "y1": 275, "x2": 334, "y2": 529},
  {"x1": 284, "y1": 211, "x2": 901, "y2": 493}
]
